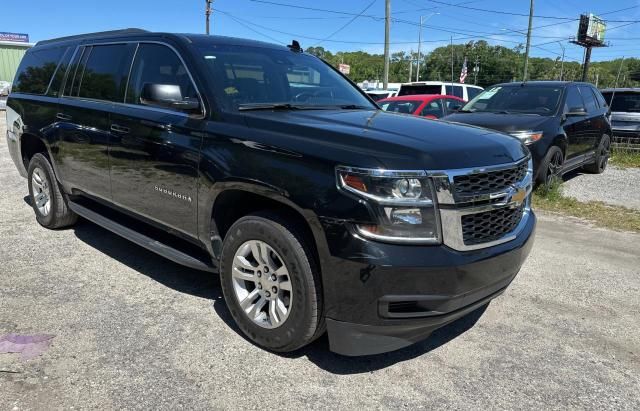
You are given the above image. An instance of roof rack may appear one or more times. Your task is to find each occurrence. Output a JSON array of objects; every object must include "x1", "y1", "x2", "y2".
[{"x1": 36, "y1": 28, "x2": 149, "y2": 46}]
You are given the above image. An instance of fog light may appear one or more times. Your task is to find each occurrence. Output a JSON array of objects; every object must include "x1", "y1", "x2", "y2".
[{"x1": 389, "y1": 208, "x2": 422, "y2": 225}]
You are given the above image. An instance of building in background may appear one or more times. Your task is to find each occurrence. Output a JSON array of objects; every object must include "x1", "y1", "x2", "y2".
[{"x1": 0, "y1": 32, "x2": 33, "y2": 88}]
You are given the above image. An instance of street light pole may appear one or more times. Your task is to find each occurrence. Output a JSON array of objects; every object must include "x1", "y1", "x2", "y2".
[
  {"x1": 415, "y1": 13, "x2": 438, "y2": 82},
  {"x1": 523, "y1": 0, "x2": 534, "y2": 81},
  {"x1": 383, "y1": 0, "x2": 391, "y2": 90},
  {"x1": 558, "y1": 41, "x2": 565, "y2": 80}
]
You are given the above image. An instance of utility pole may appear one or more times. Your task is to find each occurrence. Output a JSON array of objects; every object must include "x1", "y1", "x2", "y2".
[
  {"x1": 558, "y1": 41, "x2": 565, "y2": 81},
  {"x1": 523, "y1": 0, "x2": 534, "y2": 81},
  {"x1": 383, "y1": 0, "x2": 391, "y2": 90},
  {"x1": 450, "y1": 36, "x2": 454, "y2": 86},
  {"x1": 416, "y1": 16, "x2": 424, "y2": 82},
  {"x1": 205, "y1": 0, "x2": 213, "y2": 35},
  {"x1": 408, "y1": 51, "x2": 413, "y2": 82},
  {"x1": 473, "y1": 56, "x2": 480, "y2": 85},
  {"x1": 581, "y1": 46, "x2": 592, "y2": 82}
]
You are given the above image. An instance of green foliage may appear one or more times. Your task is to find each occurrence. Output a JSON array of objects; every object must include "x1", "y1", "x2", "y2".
[{"x1": 308, "y1": 42, "x2": 640, "y2": 88}]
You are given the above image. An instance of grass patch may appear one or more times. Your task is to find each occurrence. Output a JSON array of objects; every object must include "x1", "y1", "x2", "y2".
[
  {"x1": 610, "y1": 143, "x2": 640, "y2": 168},
  {"x1": 532, "y1": 179, "x2": 640, "y2": 232}
]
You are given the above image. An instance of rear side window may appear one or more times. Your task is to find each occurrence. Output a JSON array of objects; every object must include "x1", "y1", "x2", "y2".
[
  {"x1": 564, "y1": 87, "x2": 584, "y2": 112},
  {"x1": 12, "y1": 47, "x2": 66, "y2": 95},
  {"x1": 445, "y1": 85, "x2": 464, "y2": 99},
  {"x1": 126, "y1": 43, "x2": 199, "y2": 108},
  {"x1": 579, "y1": 85, "x2": 598, "y2": 113},
  {"x1": 466, "y1": 87, "x2": 482, "y2": 100},
  {"x1": 76, "y1": 44, "x2": 132, "y2": 102}
]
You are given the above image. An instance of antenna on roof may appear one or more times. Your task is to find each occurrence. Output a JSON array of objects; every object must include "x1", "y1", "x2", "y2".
[{"x1": 287, "y1": 40, "x2": 303, "y2": 53}]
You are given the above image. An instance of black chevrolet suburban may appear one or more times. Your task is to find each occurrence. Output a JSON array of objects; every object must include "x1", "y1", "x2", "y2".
[{"x1": 6, "y1": 29, "x2": 535, "y2": 356}]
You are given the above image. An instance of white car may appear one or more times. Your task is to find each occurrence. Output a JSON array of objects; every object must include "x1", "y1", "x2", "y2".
[
  {"x1": 365, "y1": 89, "x2": 397, "y2": 102},
  {"x1": 397, "y1": 81, "x2": 483, "y2": 102}
]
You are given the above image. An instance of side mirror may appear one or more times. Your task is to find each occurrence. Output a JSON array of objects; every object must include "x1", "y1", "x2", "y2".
[
  {"x1": 566, "y1": 106, "x2": 587, "y2": 117},
  {"x1": 140, "y1": 83, "x2": 200, "y2": 112}
]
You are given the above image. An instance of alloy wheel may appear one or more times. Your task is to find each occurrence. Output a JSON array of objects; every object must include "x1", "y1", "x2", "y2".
[
  {"x1": 546, "y1": 150, "x2": 563, "y2": 185},
  {"x1": 31, "y1": 167, "x2": 51, "y2": 216},
  {"x1": 599, "y1": 139, "x2": 610, "y2": 171},
  {"x1": 231, "y1": 240, "x2": 293, "y2": 329}
]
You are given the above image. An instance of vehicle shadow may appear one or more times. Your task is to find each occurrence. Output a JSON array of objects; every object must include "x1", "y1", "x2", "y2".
[
  {"x1": 44, "y1": 205, "x2": 488, "y2": 374},
  {"x1": 562, "y1": 168, "x2": 584, "y2": 182}
]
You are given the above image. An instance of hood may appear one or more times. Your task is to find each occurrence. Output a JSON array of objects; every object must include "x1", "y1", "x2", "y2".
[
  {"x1": 242, "y1": 109, "x2": 528, "y2": 170},
  {"x1": 610, "y1": 111, "x2": 640, "y2": 131},
  {"x1": 443, "y1": 112, "x2": 554, "y2": 134}
]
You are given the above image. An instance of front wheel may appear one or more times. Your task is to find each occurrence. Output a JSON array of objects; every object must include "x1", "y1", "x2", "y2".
[
  {"x1": 583, "y1": 135, "x2": 611, "y2": 174},
  {"x1": 219, "y1": 212, "x2": 324, "y2": 353},
  {"x1": 537, "y1": 146, "x2": 564, "y2": 187}
]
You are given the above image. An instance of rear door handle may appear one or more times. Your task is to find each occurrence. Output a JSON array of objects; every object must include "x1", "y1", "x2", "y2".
[
  {"x1": 110, "y1": 124, "x2": 130, "y2": 134},
  {"x1": 56, "y1": 113, "x2": 72, "y2": 121}
]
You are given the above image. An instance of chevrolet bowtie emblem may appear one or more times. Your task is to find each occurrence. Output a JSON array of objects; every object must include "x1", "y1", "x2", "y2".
[{"x1": 510, "y1": 187, "x2": 527, "y2": 204}]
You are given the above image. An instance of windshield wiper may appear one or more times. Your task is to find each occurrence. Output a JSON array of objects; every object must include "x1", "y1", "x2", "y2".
[
  {"x1": 337, "y1": 104, "x2": 371, "y2": 110},
  {"x1": 456, "y1": 109, "x2": 475, "y2": 113},
  {"x1": 238, "y1": 103, "x2": 305, "y2": 111}
]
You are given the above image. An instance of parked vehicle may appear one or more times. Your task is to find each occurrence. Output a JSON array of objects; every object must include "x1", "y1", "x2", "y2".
[
  {"x1": 6, "y1": 30, "x2": 535, "y2": 356},
  {"x1": 601, "y1": 88, "x2": 640, "y2": 142},
  {"x1": 365, "y1": 89, "x2": 397, "y2": 102},
  {"x1": 398, "y1": 81, "x2": 483, "y2": 102},
  {"x1": 0, "y1": 81, "x2": 11, "y2": 96},
  {"x1": 444, "y1": 81, "x2": 612, "y2": 186},
  {"x1": 378, "y1": 94, "x2": 465, "y2": 119}
]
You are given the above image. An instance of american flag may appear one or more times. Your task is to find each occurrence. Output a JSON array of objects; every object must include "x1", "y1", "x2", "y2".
[{"x1": 459, "y1": 57, "x2": 468, "y2": 84}]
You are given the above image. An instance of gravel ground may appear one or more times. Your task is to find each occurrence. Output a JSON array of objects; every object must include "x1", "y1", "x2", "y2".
[
  {"x1": 1, "y1": 116, "x2": 640, "y2": 410},
  {"x1": 563, "y1": 166, "x2": 640, "y2": 210}
]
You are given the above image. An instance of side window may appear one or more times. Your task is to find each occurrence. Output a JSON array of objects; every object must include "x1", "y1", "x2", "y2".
[
  {"x1": 579, "y1": 85, "x2": 598, "y2": 113},
  {"x1": 564, "y1": 87, "x2": 584, "y2": 113},
  {"x1": 12, "y1": 47, "x2": 66, "y2": 95},
  {"x1": 46, "y1": 47, "x2": 72, "y2": 97},
  {"x1": 445, "y1": 98, "x2": 463, "y2": 114},
  {"x1": 592, "y1": 88, "x2": 607, "y2": 108},
  {"x1": 420, "y1": 99, "x2": 444, "y2": 118},
  {"x1": 466, "y1": 87, "x2": 482, "y2": 101},
  {"x1": 445, "y1": 85, "x2": 464, "y2": 99},
  {"x1": 77, "y1": 44, "x2": 132, "y2": 102},
  {"x1": 126, "y1": 43, "x2": 199, "y2": 110}
]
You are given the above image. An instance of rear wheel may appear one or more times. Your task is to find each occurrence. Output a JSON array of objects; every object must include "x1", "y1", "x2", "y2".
[
  {"x1": 219, "y1": 212, "x2": 324, "y2": 352},
  {"x1": 583, "y1": 135, "x2": 610, "y2": 174},
  {"x1": 537, "y1": 146, "x2": 564, "y2": 187},
  {"x1": 27, "y1": 153, "x2": 77, "y2": 229}
]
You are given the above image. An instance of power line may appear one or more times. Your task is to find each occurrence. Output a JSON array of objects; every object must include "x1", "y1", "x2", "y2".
[
  {"x1": 312, "y1": 0, "x2": 378, "y2": 47},
  {"x1": 423, "y1": 0, "x2": 576, "y2": 20}
]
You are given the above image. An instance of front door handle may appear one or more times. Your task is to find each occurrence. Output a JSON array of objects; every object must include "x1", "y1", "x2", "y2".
[
  {"x1": 56, "y1": 113, "x2": 72, "y2": 121},
  {"x1": 110, "y1": 124, "x2": 130, "y2": 134}
]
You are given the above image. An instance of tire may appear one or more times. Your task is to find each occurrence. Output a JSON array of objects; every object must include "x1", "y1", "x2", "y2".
[
  {"x1": 219, "y1": 212, "x2": 324, "y2": 353},
  {"x1": 537, "y1": 146, "x2": 564, "y2": 187},
  {"x1": 583, "y1": 135, "x2": 611, "y2": 174},
  {"x1": 27, "y1": 153, "x2": 78, "y2": 229}
]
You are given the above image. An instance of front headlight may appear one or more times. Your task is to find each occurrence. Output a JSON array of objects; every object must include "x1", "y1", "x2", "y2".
[
  {"x1": 336, "y1": 166, "x2": 441, "y2": 244},
  {"x1": 509, "y1": 130, "x2": 544, "y2": 145}
]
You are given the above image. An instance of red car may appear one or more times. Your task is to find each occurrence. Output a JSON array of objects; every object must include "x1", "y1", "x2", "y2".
[{"x1": 378, "y1": 94, "x2": 465, "y2": 119}]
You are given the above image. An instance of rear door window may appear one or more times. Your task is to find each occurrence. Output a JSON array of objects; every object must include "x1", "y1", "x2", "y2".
[
  {"x1": 579, "y1": 85, "x2": 598, "y2": 113},
  {"x1": 75, "y1": 44, "x2": 132, "y2": 102},
  {"x1": 125, "y1": 43, "x2": 200, "y2": 110},
  {"x1": 12, "y1": 47, "x2": 67, "y2": 95}
]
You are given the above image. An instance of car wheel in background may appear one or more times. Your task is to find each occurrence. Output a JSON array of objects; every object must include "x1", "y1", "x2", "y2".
[
  {"x1": 219, "y1": 212, "x2": 324, "y2": 353},
  {"x1": 583, "y1": 135, "x2": 611, "y2": 174},
  {"x1": 27, "y1": 153, "x2": 78, "y2": 229}
]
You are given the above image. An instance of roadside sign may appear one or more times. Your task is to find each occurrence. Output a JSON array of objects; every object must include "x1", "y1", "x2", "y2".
[{"x1": 0, "y1": 32, "x2": 29, "y2": 43}]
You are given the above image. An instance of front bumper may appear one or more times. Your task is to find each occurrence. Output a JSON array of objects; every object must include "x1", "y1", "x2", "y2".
[{"x1": 319, "y1": 210, "x2": 536, "y2": 356}]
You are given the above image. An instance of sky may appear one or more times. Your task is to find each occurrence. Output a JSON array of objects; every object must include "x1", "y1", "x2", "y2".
[{"x1": 3, "y1": 0, "x2": 639, "y2": 63}]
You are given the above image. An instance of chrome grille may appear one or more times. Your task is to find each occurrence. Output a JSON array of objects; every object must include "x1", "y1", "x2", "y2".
[
  {"x1": 461, "y1": 204, "x2": 525, "y2": 245},
  {"x1": 453, "y1": 160, "x2": 528, "y2": 197}
]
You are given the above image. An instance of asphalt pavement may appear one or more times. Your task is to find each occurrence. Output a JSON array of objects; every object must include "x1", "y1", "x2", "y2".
[{"x1": 1, "y1": 116, "x2": 639, "y2": 410}]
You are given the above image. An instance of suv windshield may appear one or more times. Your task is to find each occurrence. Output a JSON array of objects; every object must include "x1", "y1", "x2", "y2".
[
  {"x1": 197, "y1": 45, "x2": 375, "y2": 111},
  {"x1": 463, "y1": 85, "x2": 563, "y2": 115},
  {"x1": 602, "y1": 91, "x2": 640, "y2": 112}
]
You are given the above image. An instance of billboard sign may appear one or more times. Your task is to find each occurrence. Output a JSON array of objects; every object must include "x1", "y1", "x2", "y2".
[
  {"x1": 338, "y1": 64, "x2": 350, "y2": 75},
  {"x1": 0, "y1": 32, "x2": 29, "y2": 43},
  {"x1": 577, "y1": 14, "x2": 606, "y2": 46}
]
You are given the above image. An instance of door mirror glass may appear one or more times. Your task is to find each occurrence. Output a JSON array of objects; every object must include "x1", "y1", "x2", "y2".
[{"x1": 140, "y1": 83, "x2": 200, "y2": 111}]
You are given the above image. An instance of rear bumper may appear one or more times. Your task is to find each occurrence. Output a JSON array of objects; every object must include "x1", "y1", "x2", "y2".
[{"x1": 320, "y1": 210, "x2": 536, "y2": 356}]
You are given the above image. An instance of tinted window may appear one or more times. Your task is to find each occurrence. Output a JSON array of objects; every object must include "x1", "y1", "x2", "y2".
[
  {"x1": 592, "y1": 88, "x2": 607, "y2": 108},
  {"x1": 444, "y1": 98, "x2": 463, "y2": 114},
  {"x1": 564, "y1": 86, "x2": 585, "y2": 112},
  {"x1": 602, "y1": 91, "x2": 640, "y2": 112},
  {"x1": 464, "y1": 85, "x2": 563, "y2": 115},
  {"x1": 420, "y1": 99, "x2": 444, "y2": 118},
  {"x1": 398, "y1": 84, "x2": 441, "y2": 96},
  {"x1": 579, "y1": 85, "x2": 598, "y2": 112},
  {"x1": 46, "y1": 47, "x2": 72, "y2": 97},
  {"x1": 380, "y1": 100, "x2": 421, "y2": 114},
  {"x1": 126, "y1": 43, "x2": 199, "y2": 109},
  {"x1": 466, "y1": 87, "x2": 482, "y2": 100},
  {"x1": 77, "y1": 44, "x2": 131, "y2": 101},
  {"x1": 13, "y1": 47, "x2": 66, "y2": 94},
  {"x1": 198, "y1": 45, "x2": 374, "y2": 111},
  {"x1": 445, "y1": 85, "x2": 464, "y2": 99}
]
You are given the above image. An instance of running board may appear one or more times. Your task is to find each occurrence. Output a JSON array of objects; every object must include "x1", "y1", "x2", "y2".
[{"x1": 68, "y1": 201, "x2": 217, "y2": 273}]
